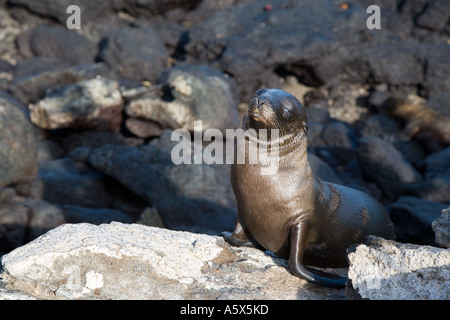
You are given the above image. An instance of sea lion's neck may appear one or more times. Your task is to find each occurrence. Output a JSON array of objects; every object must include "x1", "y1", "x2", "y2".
[{"x1": 244, "y1": 128, "x2": 310, "y2": 171}]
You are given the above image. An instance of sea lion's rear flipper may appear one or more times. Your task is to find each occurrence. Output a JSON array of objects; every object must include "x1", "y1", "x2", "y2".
[
  {"x1": 220, "y1": 218, "x2": 263, "y2": 249},
  {"x1": 288, "y1": 221, "x2": 347, "y2": 288}
]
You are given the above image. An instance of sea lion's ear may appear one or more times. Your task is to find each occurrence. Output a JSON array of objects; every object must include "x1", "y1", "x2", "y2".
[{"x1": 255, "y1": 88, "x2": 268, "y2": 96}]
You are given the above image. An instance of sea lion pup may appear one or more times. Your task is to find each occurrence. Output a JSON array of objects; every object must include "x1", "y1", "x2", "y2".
[
  {"x1": 379, "y1": 97, "x2": 450, "y2": 152},
  {"x1": 221, "y1": 89, "x2": 395, "y2": 288}
]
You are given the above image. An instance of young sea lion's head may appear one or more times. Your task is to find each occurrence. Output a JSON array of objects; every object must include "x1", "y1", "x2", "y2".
[{"x1": 243, "y1": 89, "x2": 307, "y2": 136}]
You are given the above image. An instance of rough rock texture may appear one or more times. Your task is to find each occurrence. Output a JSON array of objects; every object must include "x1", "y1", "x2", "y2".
[
  {"x1": 185, "y1": 0, "x2": 449, "y2": 99},
  {"x1": 59, "y1": 205, "x2": 135, "y2": 225},
  {"x1": 24, "y1": 25, "x2": 97, "y2": 65},
  {"x1": 38, "y1": 157, "x2": 115, "y2": 209},
  {"x1": 0, "y1": 283, "x2": 37, "y2": 300},
  {"x1": 389, "y1": 196, "x2": 450, "y2": 245},
  {"x1": 0, "y1": 202, "x2": 30, "y2": 252},
  {"x1": 0, "y1": 0, "x2": 449, "y2": 300},
  {"x1": 358, "y1": 136, "x2": 422, "y2": 199},
  {"x1": 0, "y1": 222, "x2": 346, "y2": 300},
  {"x1": 8, "y1": 0, "x2": 112, "y2": 24},
  {"x1": 9, "y1": 62, "x2": 115, "y2": 105},
  {"x1": 0, "y1": 94, "x2": 38, "y2": 188},
  {"x1": 0, "y1": 188, "x2": 66, "y2": 252},
  {"x1": 425, "y1": 146, "x2": 450, "y2": 181},
  {"x1": 113, "y1": 0, "x2": 202, "y2": 17},
  {"x1": 125, "y1": 118, "x2": 163, "y2": 138},
  {"x1": 348, "y1": 236, "x2": 450, "y2": 300},
  {"x1": 126, "y1": 65, "x2": 240, "y2": 131},
  {"x1": 98, "y1": 27, "x2": 169, "y2": 82},
  {"x1": 29, "y1": 76, "x2": 123, "y2": 132},
  {"x1": 88, "y1": 140, "x2": 237, "y2": 234},
  {"x1": 432, "y1": 207, "x2": 450, "y2": 248}
]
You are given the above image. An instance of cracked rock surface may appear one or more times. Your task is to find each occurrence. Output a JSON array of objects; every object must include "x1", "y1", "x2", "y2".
[{"x1": 0, "y1": 222, "x2": 346, "y2": 300}]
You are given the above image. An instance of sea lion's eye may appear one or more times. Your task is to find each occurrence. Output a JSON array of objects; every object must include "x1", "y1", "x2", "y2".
[{"x1": 283, "y1": 107, "x2": 291, "y2": 118}]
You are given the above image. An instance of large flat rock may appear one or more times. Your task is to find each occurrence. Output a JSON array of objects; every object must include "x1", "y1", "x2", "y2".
[{"x1": 0, "y1": 222, "x2": 345, "y2": 300}]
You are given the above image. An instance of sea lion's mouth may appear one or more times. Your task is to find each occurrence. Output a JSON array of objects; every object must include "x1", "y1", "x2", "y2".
[{"x1": 248, "y1": 110, "x2": 271, "y2": 126}]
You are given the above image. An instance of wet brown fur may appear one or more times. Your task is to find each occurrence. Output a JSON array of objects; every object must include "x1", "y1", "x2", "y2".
[
  {"x1": 380, "y1": 97, "x2": 450, "y2": 152},
  {"x1": 222, "y1": 89, "x2": 395, "y2": 284}
]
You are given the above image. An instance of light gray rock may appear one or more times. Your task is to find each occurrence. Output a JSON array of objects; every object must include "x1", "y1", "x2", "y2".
[
  {"x1": 432, "y1": 207, "x2": 450, "y2": 249},
  {"x1": 29, "y1": 76, "x2": 123, "y2": 132},
  {"x1": 9, "y1": 62, "x2": 115, "y2": 105},
  {"x1": 0, "y1": 222, "x2": 346, "y2": 300},
  {"x1": 125, "y1": 65, "x2": 240, "y2": 131},
  {"x1": 348, "y1": 236, "x2": 450, "y2": 300},
  {"x1": 0, "y1": 284, "x2": 37, "y2": 300}
]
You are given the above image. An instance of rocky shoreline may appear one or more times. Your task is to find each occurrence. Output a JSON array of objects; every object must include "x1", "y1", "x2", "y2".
[{"x1": 0, "y1": 0, "x2": 449, "y2": 299}]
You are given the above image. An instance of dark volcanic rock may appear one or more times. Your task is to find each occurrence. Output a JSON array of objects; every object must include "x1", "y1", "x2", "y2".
[
  {"x1": 38, "y1": 158, "x2": 115, "y2": 209},
  {"x1": 321, "y1": 121, "x2": 357, "y2": 149},
  {"x1": 416, "y1": 0, "x2": 450, "y2": 31},
  {"x1": 13, "y1": 57, "x2": 69, "y2": 79},
  {"x1": 186, "y1": 0, "x2": 450, "y2": 99},
  {"x1": 362, "y1": 114, "x2": 401, "y2": 138},
  {"x1": 22, "y1": 199, "x2": 66, "y2": 242},
  {"x1": 59, "y1": 130, "x2": 143, "y2": 154},
  {"x1": 186, "y1": 0, "x2": 369, "y2": 98},
  {"x1": 0, "y1": 202, "x2": 30, "y2": 252},
  {"x1": 88, "y1": 138, "x2": 237, "y2": 234},
  {"x1": 424, "y1": 146, "x2": 450, "y2": 181},
  {"x1": 113, "y1": 0, "x2": 202, "y2": 17},
  {"x1": 358, "y1": 136, "x2": 422, "y2": 199},
  {"x1": 366, "y1": 43, "x2": 424, "y2": 86},
  {"x1": 9, "y1": 62, "x2": 116, "y2": 105},
  {"x1": 0, "y1": 93, "x2": 38, "y2": 189},
  {"x1": 25, "y1": 25, "x2": 97, "y2": 65},
  {"x1": 98, "y1": 27, "x2": 169, "y2": 82},
  {"x1": 404, "y1": 180, "x2": 450, "y2": 203},
  {"x1": 8, "y1": 0, "x2": 112, "y2": 24},
  {"x1": 0, "y1": 190, "x2": 62, "y2": 249},
  {"x1": 427, "y1": 93, "x2": 450, "y2": 118},
  {"x1": 58, "y1": 204, "x2": 134, "y2": 225},
  {"x1": 401, "y1": 147, "x2": 450, "y2": 203},
  {"x1": 424, "y1": 43, "x2": 450, "y2": 95},
  {"x1": 390, "y1": 196, "x2": 450, "y2": 245},
  {"x1": 0, "y1": 59, "x2": 14, "y2": 73},
  {"x1": 432, "y1": 206, "x2": 450, "y2": 248}
]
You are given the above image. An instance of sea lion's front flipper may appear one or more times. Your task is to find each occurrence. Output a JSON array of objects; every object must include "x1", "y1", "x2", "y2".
[
  {"x1": 288, "y1": 221, "x2": 347, "y2": 288},
  {"x1": 220, "y1": 218, "x2": 262, "y2": 249}
]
